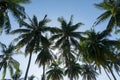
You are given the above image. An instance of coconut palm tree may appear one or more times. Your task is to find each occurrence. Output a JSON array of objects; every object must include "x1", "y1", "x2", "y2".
[
  {"x1": 46, "y1": 62, "x2": 64, "y2": 80},
  {"x1": 10, "y1": 15, "x2": 54, "y2": 80},
  {"x1": 35, "y1": 37, "x2": 54, "y2": 80},
  {"x1": 80, "y1": 64, "x2": 98, "y2": 80},
  {"x1": 94, "y1": 0, "x2": 120, "y2": 31},
  {"x1": 79, "y1": 29, "x2": 120, "y2": 80},
  {"x1": 0, "y1": 0, "x2": 30, "y2": 33},
  {"x1": 0, "y1": 42, "x2": 20, "y2": 80},
  {"x1": 50, "y1": 16, "x2": 84, "y2": 80},
  {"x1": 50, "y1": 15, "x2": 84, "y2": 65},
  {"x1": 64, "y1": 60, "x2": 81, "y2": 80}
]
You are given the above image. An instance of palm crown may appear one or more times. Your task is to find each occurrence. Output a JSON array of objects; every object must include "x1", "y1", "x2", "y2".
[
  {"x1": 0, "y1": 42, "x2": 20, "y2": 80},
  {"x1": 0, "y1": 0, "x2": 30, "y2": 33},
  {"x1": 94, "y1": 0, "x2": 120, "y2": 31},
  {"x1": 50, "y1": 16, "x2": 84, "y2": 65}
]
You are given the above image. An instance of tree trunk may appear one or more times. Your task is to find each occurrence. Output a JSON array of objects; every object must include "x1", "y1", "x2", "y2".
[
  {"x1": 108, "y1": 65, "x2": 117, "y2": 80},
  {"x1": 24, "y1": 52, "x2": 32, "y2": 80},
  {"x1": 70, "y1": 75, "x2": 73, "y2": 80},
  {"x1": 42, "y1": 64, "x2": 45, "y2": 80}
]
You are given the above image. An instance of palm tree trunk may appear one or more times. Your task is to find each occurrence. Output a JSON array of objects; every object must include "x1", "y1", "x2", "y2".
[
  {"x1": 24, "y1": 52, "x2": 32, "y2": 80},
  {"x1": 104, "y1": 68, "x2": 112, "y2": 80},
  {"x1": 42, "y1": 64, "x2": 45, "y2": 80},
  {"x1": 108, "y1": 65, "x2": 117, "y2": 80},
  {"x1": 70, "y1": 75, "x2": 73, "y2": 80}
]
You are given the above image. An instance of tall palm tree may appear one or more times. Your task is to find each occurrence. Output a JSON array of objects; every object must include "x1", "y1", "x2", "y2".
[
  {"x1": 64, "y1": 60, "x2": 81, "y2": 80},
  {"x1": 80, "y1": 64, "x2": 98, "y2": 80},
  {"x1": 46, "y1": 62, "x2": 64, "y2": 80},
  {"x1": 50, "y1": 16, "x2": 84, "y2": 80},
  {"x1": 0, "y1": 0, "x2": 30, "y2": 33},
  {"x1": 35, "y1": 37, "x2": 54, "y2": 80},
  {"x1": 0, "y1": 42, "x2": 20, "y2": 80},
  {"x1": 10, "y1": 15, "x2": 54, "y2": 80},
  {"x1": 94, "y1": 0, "x2": 120, "y2": 31},
  {"x1": 79, "y1": 29, "x2": 120, "y2": 80},
  {"x1": 50, "y1": 15, "x2": 84, "y2": 65}
]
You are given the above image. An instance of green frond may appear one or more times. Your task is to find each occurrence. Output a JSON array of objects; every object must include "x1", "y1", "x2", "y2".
[
  {"x1": 94, "y1": 11, "x2": 111, "y2": 26},
  {"x1": 115, "y1": 29, "x2": 120, "y2": 34},
  {"x1": 50, "y1": 34, "x2": 63, "y2": 41},
  {"x1": 10, "y1": 0, "x2": 30, "y2": 4},
  {"x1": 58, "y1": 17, "x2": 67, "y2": 30},
  {"x1": 10, "y1": 29, "x2": 31, "y2": 34},
  {"x1": 107, "y1": 16, "x2": 115, "y2": 31},
  {"x1": 39, "y1": 15, "x2": 51, "y2": 27},
  {"x1": 55, "y1": 36, "x2": 65, "y2": 48},
  {"x1": 4, "y1": 14, "x2": 11, "y2": 34},
  {"x1": 70, "y1": 37, "x2": 80, "y2": 49},
  {"x1": 9, "y1": 63, "x2": 14, "y2": 77},
  {"x1": 71, "y1": 22, "x2": 84, "y2": 31},
  {"x1": 2, "y1": 65, "x2": 7, "y2": 80},
  {"x1": 68, "y1": 15, "x2": 73, "y2": 26},
  {"x1": 46, "y1": 63, "x2": 63, "y2": 80},
  {"x1": 25, "y1": 38, "x2": 35, "y2": 54},
  {"x1": 32, "y1": 15, "x2": 38, "y2": 27},
  {"x1": 35, "y1": 48, "x2": 53, "y2": 67},
  {"x1": 0, "y1": 42, "x2": 6, "y2": 50},
  {"x1": 20, "y1": 20, "x2": 33, "y2": 29},
  {"x1": 94, "y1": 1, "x2": 113, "y2": 10},
  {"x1": 70, "y1": 32, "x2": 84, "y2": 39}
]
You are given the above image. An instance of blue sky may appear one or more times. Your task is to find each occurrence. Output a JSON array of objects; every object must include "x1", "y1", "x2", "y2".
[{"x1": 0, "y1": 0, "x2": 120, "y2": 80}]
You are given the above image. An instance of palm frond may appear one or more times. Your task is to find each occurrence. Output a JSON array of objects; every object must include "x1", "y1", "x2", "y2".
[
  {"x1": 2, "y1": 64, "x2": 7, "y2": 80},
  {"x1": 107, "y1": 16, "x2": 115, "y2": 31},
  {"x1": 94, "y1": 11, "x2": 111, "y2": 26},
  {"x1": 10, "y1": 29, "x2": 30, "y2": 34},
  {"x1": 50, "y1": 34, "x2": 62, "y2": 41},
  {"x1": 9, "y1": 63, "x2": 14, "y2": 77}
]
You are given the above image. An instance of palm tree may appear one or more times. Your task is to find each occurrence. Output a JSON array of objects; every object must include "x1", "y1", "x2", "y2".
[
  {"x1": 46, "y1": 62, "x2": 64, "y2": 80},
  {"x1": 79, "y1": 29, "x2": 120, "y2": 80},
  {"x1": 50, "y1": 15, "x2": 84, "y2": 65},
  {"x1": 35, "y1": 37, "x2": 54, "y2": 80},
  {"x1": 80, "y1": 64, "x2": 98, "y2": 80},
  {"x1": 10, "y1": 15, "x2": 54, "y2": 80},
  {"x1": 64, "y1": 60, "x2": 81, "y2": 80},
  {"x1": 0, "y1": 42, "x2": 20, "y2": 80},
  {"x1": 94, "y1": 0, "x2": 120, "y2": 31},
  {"x1": 0, "y1": 0, "x2": 30, "y2": 33},
  {"x1": 50, "y1": 16, "x2": 84, "y2": 80}
]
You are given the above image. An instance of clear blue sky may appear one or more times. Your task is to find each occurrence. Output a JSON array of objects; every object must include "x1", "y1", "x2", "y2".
[{"x1": 0, "y1": 0, "x2": 120, "y2": 80}]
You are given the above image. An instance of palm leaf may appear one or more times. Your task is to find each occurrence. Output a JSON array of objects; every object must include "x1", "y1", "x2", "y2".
[
  {"x1": 94, "y1": 11, "x2": 111, "y2": 26},
  {"x1": 106, "y1": 16, "x2": 115, "y2": 31},
  {"x1": 50, "y1": 34, "x2": 62, "y2": 41},
  {"x1": 10, "y1": 29, "x2": 31, "y2": 34},
  {"x1": 2, "y1": 64, "x2": 7, "y2": 80}
]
